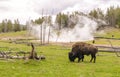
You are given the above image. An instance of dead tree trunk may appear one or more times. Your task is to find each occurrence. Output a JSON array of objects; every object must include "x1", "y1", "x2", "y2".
[
  {"x1": 48, "y1": 26, "x2": 50, "y2": 44},
  {"x1": 28, "y1": 43, "x2": 39, "y2": 60},
  {"x1": 43, "y1": 25, "x2": 45, "y2": 44}
]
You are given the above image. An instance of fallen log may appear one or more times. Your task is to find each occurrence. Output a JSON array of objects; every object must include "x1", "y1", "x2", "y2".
[{"x1": 0, "y1": 43, "x2": 46, "y2": 60}]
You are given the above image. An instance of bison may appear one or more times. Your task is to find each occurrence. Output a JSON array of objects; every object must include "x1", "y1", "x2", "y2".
[{"x1": 68, "y1": 42, "x2": 98, "y2": 63}]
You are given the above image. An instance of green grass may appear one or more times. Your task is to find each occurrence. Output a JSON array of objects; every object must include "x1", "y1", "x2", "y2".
[
  {"x1": 0, "y1": 41, "x2": 120, "y2": 77},
  {"x1": 0, "y1": 31, "x2": 27, "y2": 37},
  {"x1": 93, "y1": 39, "x2": 120, "y2": 45},
  {"x1": 95, "y1": 27, "x2": 120, "y2": 38},
  {"x1": 0, "y1": 28, "x2": 120, "y2": 77},
  {"x1": 93, "y1": 27, "x2": 120, "y2": 45}
]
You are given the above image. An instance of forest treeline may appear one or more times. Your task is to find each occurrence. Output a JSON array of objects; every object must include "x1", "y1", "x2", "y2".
[
  {"x1": 89, "y1": 6, "x2": 120, "y2": 28},
  {"x1": 0, "y1": 19, "x2": 26, "y2": 33},
  {"x1": 0, "y1": 6, "x2": 120, "y2": 33}
]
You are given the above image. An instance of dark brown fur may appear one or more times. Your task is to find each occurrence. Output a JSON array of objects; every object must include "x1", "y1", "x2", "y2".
[{"x1": 69, "y1": 42, "x2": 98, "y2": 63}]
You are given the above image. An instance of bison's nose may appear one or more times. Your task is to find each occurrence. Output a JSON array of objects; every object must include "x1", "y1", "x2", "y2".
[{"x1": 70, "y1": 60, "x2": 74, "y2": 62}]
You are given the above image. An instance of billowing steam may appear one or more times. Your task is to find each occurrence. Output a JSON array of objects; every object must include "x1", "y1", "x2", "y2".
[{"x1": 28, "y1": 14, "x2": 102, "y2": 43}]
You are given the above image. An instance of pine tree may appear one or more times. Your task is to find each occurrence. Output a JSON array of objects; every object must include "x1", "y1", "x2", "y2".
[
  {"x1": 14, "y1": 19, "x2": 20, "y2": 32},
  {"x1": 1, "y1": 20, "x2": 6, "y2": 32},
  {"x1": 7, "y1": 20, "x2": 13, "y2": 32}
]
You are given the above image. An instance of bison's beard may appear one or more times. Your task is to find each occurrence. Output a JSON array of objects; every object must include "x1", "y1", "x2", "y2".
[{"x1": 68, "y1": 52, "x2": 76, "y2": 62}]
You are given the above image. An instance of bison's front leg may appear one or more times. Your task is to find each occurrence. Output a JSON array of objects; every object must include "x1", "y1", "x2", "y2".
[
  {"x1": 78, "y1": 57, "x2": 81, "y2": 62},
  {"x1": 78, "y1": 55, "x2": 84, "y2": 62}
]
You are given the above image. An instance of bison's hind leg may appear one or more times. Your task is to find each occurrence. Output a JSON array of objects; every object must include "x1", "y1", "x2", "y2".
[
  {"x1": 90, "y1": 54, "x2": 96, "y2": 63},
  {"x1": 81, "y1": 55, "x2": 84, "y2": 62},
  {"x1": 93, "y1": 55, "x2": 96, "y2": 63}
]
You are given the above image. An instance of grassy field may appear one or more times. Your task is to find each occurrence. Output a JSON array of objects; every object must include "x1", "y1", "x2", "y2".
[
  {"x1": 95, "y1": 27, "x2": 120, "y2": 38},
  {"x1": 0, "y1": 31, "x2": 26, "y2": 37},
  {"x1": 0, "y1": 42, "x2": 120, "y2": 77},
  {"x1": 94, "y1": 27, "x2": 120, "y2": 45},
  {"x1": 0, "y1": 29, "x2": 120, "y2": 77}
]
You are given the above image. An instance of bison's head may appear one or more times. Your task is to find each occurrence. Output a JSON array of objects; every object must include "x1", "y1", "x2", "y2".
[{"x1": 68, "y1": 52, "x2": 76, "y2": 62}]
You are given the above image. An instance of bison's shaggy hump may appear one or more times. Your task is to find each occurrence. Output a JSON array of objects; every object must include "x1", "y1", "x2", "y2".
[
  {"x1": 72, "y1": 42, "x2": 98, "y2": 54},
  {"x1": 69, "y1": 42, "x2": 98, "y2": 63}
]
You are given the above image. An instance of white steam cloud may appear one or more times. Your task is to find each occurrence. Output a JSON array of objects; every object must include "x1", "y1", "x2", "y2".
[{"x1": 28, "y1": 15, "x2": 98, "y2": 43}]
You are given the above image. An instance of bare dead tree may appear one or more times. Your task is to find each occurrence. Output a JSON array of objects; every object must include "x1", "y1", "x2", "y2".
[
  {"x1": 40, "y1": 9, "x2": 44, "y2": 45},
  {"x1": 47, "y1": 10, "x2": 53, "y2": 44},
  {"x1": 43, "y1": 17, "x2": 46, "y2": 44},
  {"x1": 48, "y1": 26, "x2": 50, "y2": 44},
  {"x1": 40, "y1": 25, "x2": 43, "y2": 45}
]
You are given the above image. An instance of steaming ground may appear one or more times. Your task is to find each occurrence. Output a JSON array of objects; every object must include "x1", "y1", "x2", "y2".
[{"x1": 28, "y1": 15, "x2": 99, "y2": 43}]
